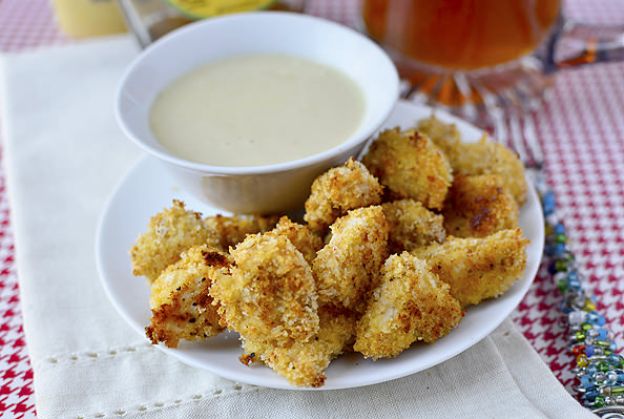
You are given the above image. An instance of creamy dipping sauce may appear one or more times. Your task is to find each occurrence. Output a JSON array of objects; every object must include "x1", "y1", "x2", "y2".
[{"x1": 150, "y1": 54, "x2": 365, "y2": 167}]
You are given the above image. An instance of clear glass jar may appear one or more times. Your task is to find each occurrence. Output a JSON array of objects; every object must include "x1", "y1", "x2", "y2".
[{"x1": 118, "y1": 0, "x2": 306, "y2": 47}]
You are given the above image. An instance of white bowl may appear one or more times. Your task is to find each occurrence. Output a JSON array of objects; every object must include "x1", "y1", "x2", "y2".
[{"x1": 116, "y1": 12, "x2": 399, "y2": 214}]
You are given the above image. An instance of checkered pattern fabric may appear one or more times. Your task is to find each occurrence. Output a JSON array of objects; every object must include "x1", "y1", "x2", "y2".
[{"x1": 0, "y1": 0, "x2": 623, "y2": 417}]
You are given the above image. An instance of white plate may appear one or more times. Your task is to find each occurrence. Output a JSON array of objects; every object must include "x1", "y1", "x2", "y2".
[{"x1": 96, "y1": 100, "x2": 544, "y2": 390}]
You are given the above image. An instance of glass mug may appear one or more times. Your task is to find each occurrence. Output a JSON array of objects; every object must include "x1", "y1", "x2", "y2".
[{"x1": 362, "y1": 0, "x2": 624, "y2": 122}]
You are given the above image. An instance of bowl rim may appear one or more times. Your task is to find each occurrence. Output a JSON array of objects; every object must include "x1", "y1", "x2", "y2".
[{"x1": 115, "y1": 11, "x2": 400, "y2": 176}]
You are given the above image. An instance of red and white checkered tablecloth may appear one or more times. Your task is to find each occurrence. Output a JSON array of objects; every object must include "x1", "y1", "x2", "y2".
[{"x1": 0, "y1": 0, "x2": 623, "y2": 417}]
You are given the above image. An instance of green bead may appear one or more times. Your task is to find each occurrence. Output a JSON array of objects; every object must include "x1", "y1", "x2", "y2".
[
  {"x1": 575, "y1": 331, "x2": 585, "y2": 340},
  {"x1": 556, "y1": 234, "x2": 566, "y2": 243},
  {"x1": 557, "y1": 279, "x2": 567, "y2": 292},
  {"x1": 593, "y1": 396, "x2": 605, "y2": 408},
  {"x1": 545, "y1": 225, "x2": 554, "y2": 236},
  {"x1": 556, "y1": 260, "x2": 568, "y2": 271},
  {"x1": 581, "y1": 323, "x2": 592, "y2": 331},
  {"x1": 597, "y1": 340, "x2": 611, "y2": 348},
  {"x1": 610, "y1": 386, "x2": 624, "y2": 395},
  {"x1": 598, "y1": 362, "x2": 610, "y2": 372}
]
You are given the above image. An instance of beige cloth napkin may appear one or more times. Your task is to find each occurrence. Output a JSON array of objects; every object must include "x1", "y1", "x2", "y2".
[{"x1": 0, "y1": 36, "x2": 595, "y2": 419}]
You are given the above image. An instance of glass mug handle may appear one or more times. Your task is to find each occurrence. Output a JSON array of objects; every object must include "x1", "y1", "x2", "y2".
[{"x1": 545, "y1": 18, "x2": 624, "y2": 72}]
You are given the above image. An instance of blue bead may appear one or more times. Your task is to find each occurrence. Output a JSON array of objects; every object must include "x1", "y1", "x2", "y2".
[
  {"x1": 568, "y1": 280, "x2": 581, "y2": 290},
  {"x1": 580, "y1": 376, "x2": 592, "y2": 387},
  {"x1": 618, "y1": 373, "x2": 624, "y2": 382},
  {"x1": 608, "y1": 355, "x2": 622, "y2": 366},
  {"x1": 586, "y1": 345, "x2": 595, "y2": 357},
  {"x1": 554, "y1": 243, "x2": 566, "y2": 256},
  {"x1": 554, "y1": 223, "x2": 566, "y2": 235},
  {"x1": 543, "y1": 192, "x2": 556, "y2": 215},
  {"x1": 567, "y1": 271, "x2": 579, "y2": 282},
  {"x1": 588, "y1": 312, "x2": 606, "y2": 326},
  {"x1": 585, "y1": 390, "x2": 599, "y2": 401},
  {"x1": 545, "y1": 244, "x2": 555, "y2": 256},
  {"x1": 598, "y1": 329, "x2": 608, "y2": 340}
]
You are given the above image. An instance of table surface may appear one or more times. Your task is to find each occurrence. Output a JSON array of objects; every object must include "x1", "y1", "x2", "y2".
[{"x1": 1, "y1": 0, "x2": 623, "y2": 417}]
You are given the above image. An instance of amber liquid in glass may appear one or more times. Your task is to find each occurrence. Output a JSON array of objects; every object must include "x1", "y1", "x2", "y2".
[{"x1": 363, "y1": 0, "x2": 560, "y2": 71}]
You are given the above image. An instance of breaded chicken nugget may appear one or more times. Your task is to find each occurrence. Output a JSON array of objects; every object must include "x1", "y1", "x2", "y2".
[
  {"x1": 131, "y1": 200, "x2": 277, "y2": 282},
  {"x1": 204, "y1": 213, "x2": 278, "y2": 250},
  {"x1": 131, "y1": 200, "x2": 211, "y2": 283},
  {"x1": 443, "y1": 174, "x2": 519, "y2": 238},
  {"x1": 242, "y1": 308, "x2": 355, "y2": 387},
  {"x1": 211, "y1": 233, "x2": 319, "y2": 347},
  {"x1": 412, "y1": 229, "x2": 529, "y2": 307},
  {"x1": 146, "y1": 245, "x2": 228, "y2": 348},
  {"x1": 362, "y1": 129, "x2": 453, "y2": 210},
  {"x1": 313, "y1": 206, "x2": 389, "y2": 312},
  {"x1": 382, "y1": 199, "x2": 446, "y2": 253},
  {"x1": 304, "y1": 158, "x2": 383, "y2": 232},
  {"x1": 416, "y1": 115, "x2": 462, "y2": 161},
  {"x1": 452, "y1": 139, "x2": 527, "y2": 205},
  {"x1": 354, "y1": 253, "x2": 462, "y2": 359},
  {"x1": 271, "y1": 216, "x2": 323, "y2": 264},
  {"x1": 417, "y1": 116, "x2": 527, "y2": 205}
]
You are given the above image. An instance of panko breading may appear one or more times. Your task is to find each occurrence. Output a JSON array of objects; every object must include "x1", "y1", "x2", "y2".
[
  {"x1": 146, "y1": 245, "x2": 228, "y2": 348},
  {"x1": 210, "y1": 233, "x2": 319, "y2": 347},
  {"x1": 382, "y1": 199, "x2": 446, "y2": 253},
  {"x1": 304, "y1": 158, "x2": 383, "y2": 232},
  {"x1": 417, "y1": 116, "x2": 527, "y2": 205},
  {"x1": 451, "y1": 139, "x2": 527, "y2": 205},
  {"x1": 412, "y1": 229, "x2": 529, "y2": 307},
  {"x1": 204, "y1": 213, "x2": 278, "y2": 250},
  {"x1": 416, "y1": 115, "x2": 462, "y2": 162},
  {"x1": 131, "y1": 200, "x2": 210, "y2": 283},
  {"x1": 271, "y1": 216, "x2": 323, "y2": 264},
  {"x1": 443, "y1": 174, "x2": 519, "y2": 238},
  {"x1": 242, "y1": 309, "x2": 355, "y2": 387},
  {"x1": 312, "y1": 206, "x2": 389, "y2": 312},
  {"x1": 362, "y1": 128, "x2": 453, "y2": 210},
  {"x1": 131, "y1": 200, "x2": 277, "y2": 282},
  {"x1": 354, "y1": 253, "x2": 462, "y2": 359}
]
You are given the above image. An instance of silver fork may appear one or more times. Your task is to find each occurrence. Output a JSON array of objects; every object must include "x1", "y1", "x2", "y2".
[{"x1": 492, "y1": 111, "x2": 624, "y2": 416}]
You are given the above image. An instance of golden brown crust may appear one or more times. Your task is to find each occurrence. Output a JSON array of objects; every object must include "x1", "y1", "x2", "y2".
[
  {"x1": 362, "y1": 129, "x2": 453, "y2": 210},
  {"x1": 241, "y1": 308, "x2": 356, "y2": 387},
  {"x1": 417, "y1": 116, "x2": 527, "y2": 205},
  {"x1": 443, "y1": 174, "x2": 519, "y2": 238},
  {"x1": 304, "y1": 158, "x2": 383, "y2": 232},
  {"x1": 210, "y1": 232, "x2": 319, "y2": 348},
  {"x1": 382, "y1": 199, "x2": 446, "y2": 253},
  {"x1": 312, "y1": 206, "x2": 389, "y2": 313},
  {"x1": 271, "y1": 216, "x2": 323, "y2": 265},
  {"x1": 146, "y1": 245, "x2": 229, "y2": 348},
  {"x1": 131, "y1": 200, "x2": 211, "y2": 283},
  {"x1": 412, "y1": 229, "x2": 529, "y2": 307},
  {"x1": 130, "y1": 200, "x2": 277, "y2": 283},
  {"x1": 354, "y1": 253, "x2": 462, "y2": 359},
  {"x1": 204, "y1": 213, "x2": 279, "y2": 250},
  {"x1": 416, "y1": 115, "x2": 463, "y2": 162}
]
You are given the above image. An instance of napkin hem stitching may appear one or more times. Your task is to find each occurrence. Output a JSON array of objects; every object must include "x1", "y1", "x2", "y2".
[
  {"x1": 32, "y1": 342, "x2": 155, "y2": 368},
  {"x1": 74, "y1": 384, "x2": 261, "y2": 419}
]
